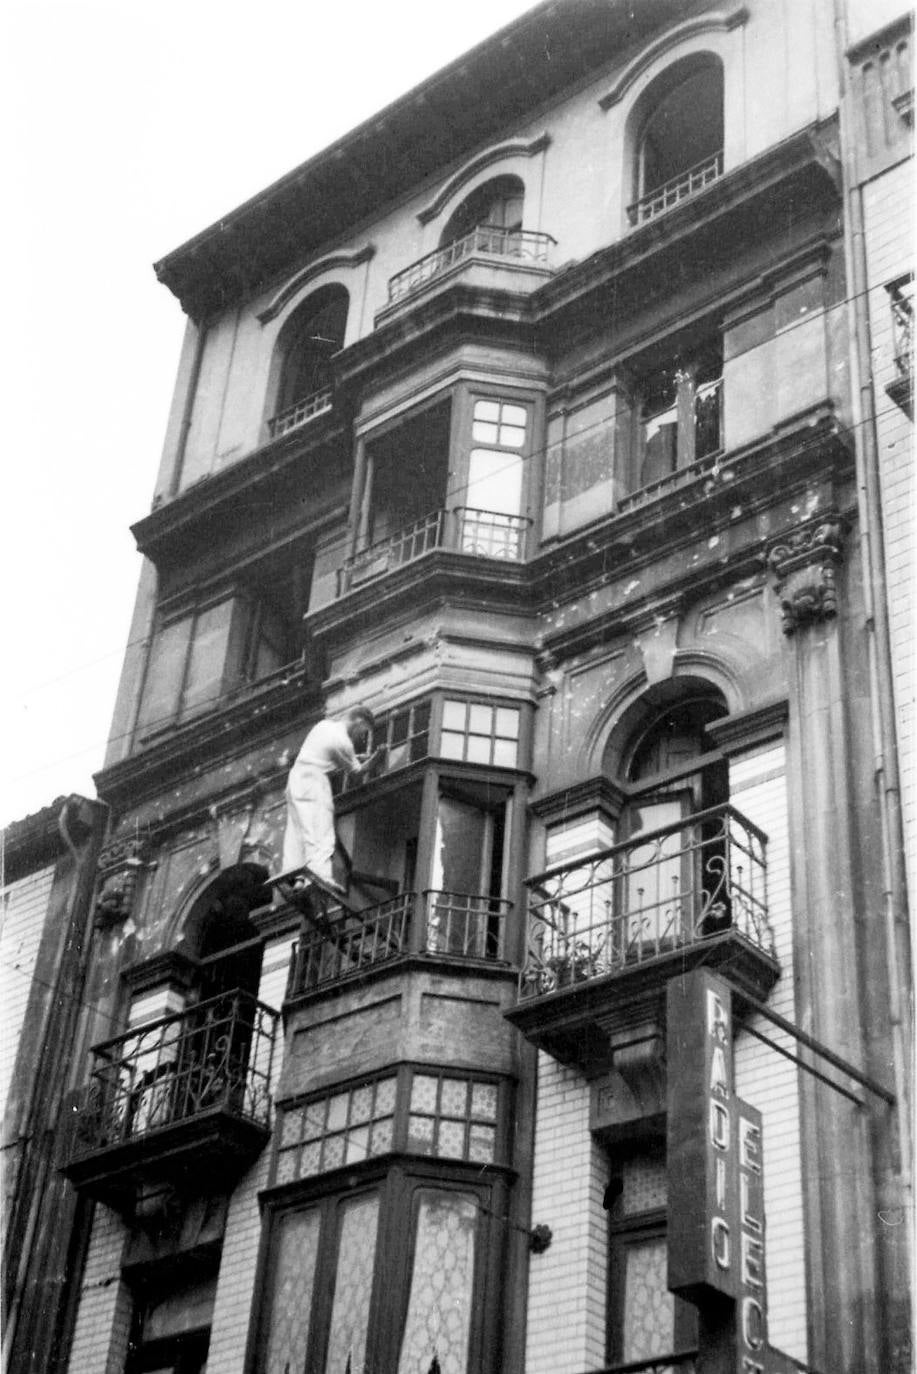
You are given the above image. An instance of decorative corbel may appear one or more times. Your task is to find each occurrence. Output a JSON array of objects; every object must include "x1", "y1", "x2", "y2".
[
  {"x1": 94, "y1": 835, "x2": 152, "y2": 929},
  {"x1": 766, "y1": 514, "x2": 847, "y2": 635}
]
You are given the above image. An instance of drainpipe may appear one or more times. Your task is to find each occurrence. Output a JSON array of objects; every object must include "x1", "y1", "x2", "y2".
[
  {"x1": 2, "y1": 797, "x2": 106, "y2": 1372},
  {"x1": 831, "y1": 0, "x2": 912, "y2": 1236}
]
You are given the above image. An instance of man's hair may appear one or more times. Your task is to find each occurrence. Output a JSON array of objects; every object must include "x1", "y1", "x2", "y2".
[{"x1": 345, "y1": 706, "x2": 375, "y2": 731}]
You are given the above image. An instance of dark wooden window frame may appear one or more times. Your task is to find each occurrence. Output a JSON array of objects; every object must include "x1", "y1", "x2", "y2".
[{"x1": 248, "y1": 1154, "x2": 512, "y2": 1374}]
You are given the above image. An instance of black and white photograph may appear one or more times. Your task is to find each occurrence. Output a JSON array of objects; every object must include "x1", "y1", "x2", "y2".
[{"x1": 2, "y1": 2, "x2": 912, "y2": 1372}]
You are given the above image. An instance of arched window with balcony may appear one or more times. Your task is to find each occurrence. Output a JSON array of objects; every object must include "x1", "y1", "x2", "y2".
[
  {"x1": 269, "y1": 285, "x2": 348, "y2": 439},
  {"x1": 439, "y1": 174, "x2": 525, "y2": 249},
  {"x1": 628, "y1": 55, "x2": 724, "y2": 226}
]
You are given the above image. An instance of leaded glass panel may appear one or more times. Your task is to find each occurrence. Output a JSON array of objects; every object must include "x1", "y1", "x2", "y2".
[
  {"x1": 261, "y1": 1207, "x2": 320, "y2": 1374},
  {"x1": 396, "y1": 1191, "x2": 477, "y2": 1374},
  {"x1": 622, "y1": 1238, "x2": 674, "y2": 1361},
  {"x1": 324, "y1": 1195, "x2": 379, "y2": 1374}
]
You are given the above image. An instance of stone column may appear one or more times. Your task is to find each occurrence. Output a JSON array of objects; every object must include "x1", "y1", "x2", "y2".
[{"x1": 767, "y1": 514, "x2": 880, "y2": 1372}]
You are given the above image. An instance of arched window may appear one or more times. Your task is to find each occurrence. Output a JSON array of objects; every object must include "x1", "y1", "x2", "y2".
[
  {"x1": 629, "y1": 56, "x2": 724, "y2": 225},
  {"x1": 270, "y1": 285, "x2": 348, "y2": 437},
  {"x1": 439, "y1": 174, "x2": 525, "y2": 247},
  {"x1": 616, "y1": 688, "x2": 731, "y2": 948}
]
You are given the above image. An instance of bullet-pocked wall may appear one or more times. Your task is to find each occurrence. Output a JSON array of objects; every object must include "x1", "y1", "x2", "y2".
[{"x1": 150, "y1": 0, "x2": 838, "y2": 504}]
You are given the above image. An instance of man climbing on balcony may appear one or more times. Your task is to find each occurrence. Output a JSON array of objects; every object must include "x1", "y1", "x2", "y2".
[{"x1": 277, "y1": 705, "x2": 385, "y2": 896}]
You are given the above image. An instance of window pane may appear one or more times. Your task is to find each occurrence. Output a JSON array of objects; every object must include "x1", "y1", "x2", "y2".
[
  {"x1": 622, "y1": 1239, "x2": 675, "y2": 1361},
  {"x1": 407, "y1": 1115, "x2": 435, "y2": 1153},
  {"x1": 411, "y1": 1075, "x2": 440, "y2": 1113},
  {"x1": 442, "y1": 700, "x2": 467, "y2": 731},
  {"x1": 350, "y1": 1085, "x2": 373, "y2": 1124},
  {"x1": 440, "y1": 1079, "x2": 469, "y2": 1117},
  {"x1": 473, "y1": 400, "x2": 500, "y2": 423},
  {"x1": 136, "y1": 619, "x2": 192, "y2": 733},
  {"x1": 397, "y1": 1192, "x2": 477, "y2": 1374},
  {"x1": 471, "y1": 1083, "x2": 498, "y2": 1119},
  {"x1": 261, "y1": 1208, "x2": 321, "y2": 1374},
  {"x1": 465, "y1": 735, "x2": 492, "y2": 765},
  {"x1": 501, "y1": 404, "x2": 527, "y2": 429},
  {"x1": 180, "y1": 602, "x2": 233, "y2": 719},
  {"x1": 466, "y1": 448, "x2": 523, "y2": 517},
  {"x1": 468, "y1": 1124, "x2": 496, "y2": 1163},
  {"x1": 441, "y1": 731, "x2": 466, "y2": 760},
  {"x1": 324, "y1": 1195, "x2": 379, "y2": 1374},
  {"x1": 326, "y1": 1092, "x2": 349, "y2": 1133},
  {"x1": 437, "y1": 1118, "x2": 466, "y2": 1158},
  {"x1": 468, "y1": 703, "x2": 492, "y2": 734},
  {"x1": 495, "y1": 707, "x2": 519, "y2": 739},
  {"x1": 491, "y1": 738, "x2": 518, "y2": 768},
  {"x1": 472, "y1": 419, "x2": 500, "y2": 444}
]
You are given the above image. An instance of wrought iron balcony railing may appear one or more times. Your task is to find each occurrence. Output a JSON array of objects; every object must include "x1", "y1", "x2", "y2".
[
  {"x1": 286, "y1": 890, "x2": 511, "y2": 997},
  {"x1": 388, "y1": 226, "x2": 556, "y2": 303},
  {"x1": 268, "y1": 384, "x2": 333, "y2": 439},
  {"x1": 336, "y1": 506, "x2": 529, "y2": 596},
  {"x1": 338, "y1": 509, "x2": 445, "y2": 595},
  {"x1": 889, "y1": 278, "x2": 913, "y2": 381},
  {"x1": 627, "y1": 151, "x2": 723, "y2": 225},
  {"x1": 70, "y1": 990, "x2": 278, "y2": 1158},
  {"x1": 457, "y1": 506, "x2": 531, "y2": 560},
  {"x1": 519, "y1": 804, "x2": 773, "y2": 1000}
]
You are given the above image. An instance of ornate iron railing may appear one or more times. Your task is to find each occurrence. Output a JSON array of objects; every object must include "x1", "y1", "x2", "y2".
[
  {"x1": 388, "y1": 227, "x2": 556, "y2": 302},
  {"x1": 286, "y1": 890, "x2": 510, "y2": 996},
  {"x1": 268, "y1": 385, "x2": 333, "y2": 438},
  {"x1": 287, "y1": 893, "x2": 414, "y2": 995},
  {"x1": 423, "y1": 890, "x2": 511, "y2": 960},
  {"x1": 456, "y1": 507, "x2": 530, "y2": 560},
  {"x1": 71, "y1": 991, "x2": 278, "y2": 1155},
  {"x1": 519, "y1": 804, "x2": 772, "y2": 1000},
  {"x1": 627, "y1": 150, "x2": 723, "y2": 225},
  {"x1": 337, "y1": 509, "x2": 445, "y2": 595},
  {"x1": 889, "y1": 278, "x2": 913, "y2": 380}
]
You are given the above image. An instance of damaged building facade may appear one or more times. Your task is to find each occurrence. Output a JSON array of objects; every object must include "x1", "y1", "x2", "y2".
[{"x1": 3, "y1": 1, "x2": 912, "y2": 1371}]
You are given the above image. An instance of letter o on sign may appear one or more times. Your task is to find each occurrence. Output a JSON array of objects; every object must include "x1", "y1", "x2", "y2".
[{"x1": 742, "y1": 1296, "x2": 765, "y2": 1351}]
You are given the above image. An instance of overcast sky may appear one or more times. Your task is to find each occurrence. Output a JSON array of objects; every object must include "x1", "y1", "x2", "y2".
[{"x1": 1, "y1": 0, "x2": 538, "y2": 829}]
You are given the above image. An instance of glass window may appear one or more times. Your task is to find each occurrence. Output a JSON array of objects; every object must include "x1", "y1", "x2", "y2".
[
  {"x1": 325, "y1": 1194, "x2": 380, "y2": 1374},
  {"x1": 135, "y1": 618, "x2": 192, "y2": 735},
  {"x1": 261, "y1": 1208, "x2": 321, "y2": 1374},
  {"x1": 607, "y1": 1151, "x2": 696, "y2": 1364},
  {"x1": 276, "y1": 1075, "x2": 399, "y2": 1183},
  {"x1": 440, "y1": 700, "x2": 520, "y2": 768},
  {"x1": 407, "y1": 1070, "x2": 499, "y2": 1164},
  {"x1": 397, "y1": 1192, "x2": 478, "y2": 1374},
  {"x1": 180, "y1": 601, "x2": 233, "y2": 719}
]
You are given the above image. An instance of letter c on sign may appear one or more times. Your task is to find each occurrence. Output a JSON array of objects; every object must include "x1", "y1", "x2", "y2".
[
  {"x1": 711, "y1": 1217, "x2": 730, "y2": 1270},
  {"x1": 741, "y1": 1296, "x2": 765, "y2": 1351}
]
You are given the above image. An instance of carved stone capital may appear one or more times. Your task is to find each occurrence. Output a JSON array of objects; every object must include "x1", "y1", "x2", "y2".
[
  {"x1": 95, "y1": 834, "x2": 153, "y2": 928},
  {"x1": 767, "y1": 514, "x2": 846, "y2": 635}
]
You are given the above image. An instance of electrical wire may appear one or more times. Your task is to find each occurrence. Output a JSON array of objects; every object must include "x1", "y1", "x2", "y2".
[
  {"x1": 7, "y1": 390, "x2": 909, "y2": 791},
  {"x1": 11, "y1": 268, "x2": 909, "y2": 700}
]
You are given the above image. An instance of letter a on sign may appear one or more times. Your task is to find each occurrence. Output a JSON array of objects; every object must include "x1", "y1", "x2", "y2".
[{"x1": 666, "y1": 969, "x2": 737, "y2": 1302}]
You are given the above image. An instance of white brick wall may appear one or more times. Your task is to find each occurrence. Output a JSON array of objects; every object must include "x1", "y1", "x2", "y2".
[
  {"x1": 525, "y1": 1055, "x2": 608, "y2": 1374},
  {"x1": 206, "y1": 934, "x2": 293, "y2": 1373},
  {"x1": 0, "y1": 865, "x2": 55, "y2": 1132},
  {"x1": 731, "y1": 742, "x2": 808, "y2": 1362},
  {"x1": 65, "y1": 1205, "x2": 132, "y2": 1374},
  {"x1": 862, "y1": 159, "x2": 915, "y2": 906}
]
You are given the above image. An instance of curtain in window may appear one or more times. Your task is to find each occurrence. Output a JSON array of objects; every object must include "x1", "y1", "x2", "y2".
[
  {"x1": 621, "y1": 1238, "x2": 675, "y2": 1361},
  {"x1": 262, "y1": 1207, "x2": 321, "y2": 1374},
  {"x1": 324, "y1": 1194, "x2": 380, "y2": 1374},
  {"x1": 397, "y1": 1191, "x2": 477, "y2": 1374}
]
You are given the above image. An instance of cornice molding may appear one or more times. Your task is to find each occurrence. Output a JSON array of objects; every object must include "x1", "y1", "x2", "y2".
[
  {"x1": 257, "y1": 245, "x2": 375, "y2": 324},
  {"x1": 529, "y1": 776, "x2": 626, "y2": 824},
  {"x1": 598, "y1": 6, "x2": 749, "y2": 110},
  {"x1": 417, "y1": 134, "x2": 551, "y2": 225}
]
